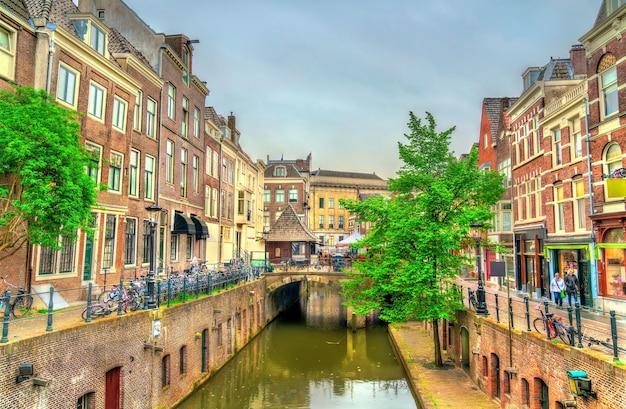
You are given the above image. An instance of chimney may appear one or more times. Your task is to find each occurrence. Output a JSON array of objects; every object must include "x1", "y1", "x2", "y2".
[
  {"x1": 570, "y1": 44, "x2": 586, "y2": 78},
  {"x1": 228, "y1": 112, "x2": 236, "y2": 134}
]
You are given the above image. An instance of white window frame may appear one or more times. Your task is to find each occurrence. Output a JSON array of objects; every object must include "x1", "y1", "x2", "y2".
[
  {"x1": 193, "y1": 155, "x2": 199, "y2": 193},
  {"x1": 601, "y1": 66, "x2": 618, "y2": 118},
  {"x1": 166, "y1": 140, "x2": 174, "y2": 183},
  {"x1": 554, "y1": 184, "x2": 565, "y2": 233},
  {"x1": 85, "y1": 142, "x2": 102, "y2": 185},
  {"x1": 146, "y1": 98, "x2": 157, "y2": 138},
  {"x1": 144, "y1": 155, "x2": 155, "y2": 200},
  {"x1": 108, "y1": 151, "x2": 123, "y2": 193},
  {"x1": 573, "y1": 179, "x2": 586, "y2": 231},
  {"x1": 88, "y1": 81, "x2": 106, "y2": 121},
  {"x1": 180, "y1": 148, "x2": 188, "y2": 198},
  {"x1": 167, "y1": 84, "x2": 176, "y2": 119},
  {"x1": 0, "y1": 23, "x2": 16, "y2": 80},
  {"x1": 112, "y1": 96, "x2": 127, "y2": 131},
  {"x1": 56, "y1": 64, "x2": 79, "y2": 107},
  {"x1": 194, "y1": 107, "x2": 200, "y2": 138},
  {"x1": 129, "y1": 149, "x2": 139, "y2": 197},
  {"x1": 182, "y1": 97, "x2": 189, "y2": 137},
  {"x1": 553, "y1": 128, "x2": 562, "y2": 166},
  {"x1": 133, "y1": 91, "x2": 142, "y2": 131}
]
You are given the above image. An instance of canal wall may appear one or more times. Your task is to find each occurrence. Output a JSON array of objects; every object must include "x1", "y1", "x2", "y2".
[
  {"x1": 0, "y1": 278, "x2": 301, "y2": 409},
  {"x1": 446, "y1": 311, "x2": 626, "y2": 408}
]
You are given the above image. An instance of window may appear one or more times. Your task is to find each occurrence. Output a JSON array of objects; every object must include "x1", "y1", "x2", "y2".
[
  {"x1": 170, "y1": 234, "x2": 179, "y2": 261},
  {"x1": 213, "y1": 151, "x2": 219, "y2": 176},
  {"x1": 289, "y1": 189, "x2": 298, "y2": 202},
  {"x1": 112, "y1": 96, "x2": 127, "y2": 131},
  {"x1": 37, "y1": 236, "x2": 76, "y2": 275},
  {"x1": 186, "y1": 235, "x2": 193, "y2": 259},
  {"x1": 554, "y1": 184, "x2": 565, "y2": 232},
  {"x1": 601, "y1": 66, "x2": 618, "y2": 117},
  {"x1": 142, "y1": 220, "x2": 151, "y2": 264},
  {"x1": 275, "y1": 189, "x2": 285, "y2": 202},
  {"x1": 57, "y1": 64, "x2": 78, "y2": 107},
  {"x1": 77, "y1": 392, "x2": 94, "y2": 409},
  {"x1": 608, "y1": 0, "x2": 625, "y2": 14},
  {"x1": 206, "y1": 148, "x2": 213, "y2": 176},
  {"x1": 103, "y1": 214, "x2": 117, "y2": 269},
  {"x1": 264, "y1": 189, "x2": 270, "y2": 203},
  {"x1": 182, "y1": 97, "x2": 189, "y2": 137},
  {"x1": 329, "y1": 198, "x2": 334, "y2": 209},
  {"x1": 228, "y1": 161, "x2": 234, "y2": 184},
  {"x1": 238, "y1": 191, "x2": 244, "y2": 215},
  {"x1": 553, "y1": 129, "x2": 562, "y2": 166},
  {"x1": 85, "y1": 142, "x2": 102, "y2": 184},
  {"x1": 338, "y1": 216, "x2": 344, "y2": 229},
  {"x1": 128, "y1": 149, "x2": 139, "y2": 197},
  {"x1": 329, "y1": 215, "x2": 334, "y2": 229},
  {"x1": 606, "y1": 143, "x2": 622, "y2": 176},
  {"x1": 180, "y1": 148, "x2": 188, "y2": 197},
  {"x1": 167, "y1": 84, "x2": 176, "y2": 119},
  {"x1": 220, "y1": 190, "x2": 226, "y2": 219},
  {"x1": 72, "y1": 18, "x2": 107, "y2": 55},
  {"x1": 502, "y1": 203, "x2": 512, "y2": 231},
  {"x1": 161, "y1": 355, "x2": 171, "y2": 388},
  {"x1": 573, "y1": 179, "x2": 586, "y2": 230},
  {"x1": 144, "y1": 155, "x2": 155, "y2": 200},
  {"x1": 319, "y1": 198, "x2": 324, "y2": 208},
  {"x1": 125, "y1": 218, "x2": 137, "y2": 266},
  {"x1": 498, "y1": 158, "x2": 511, "y2": 187},
  {"x1": 571, "y1": 118, "x2": 583, "y2": 159},
  {"x1": 108, "y1": 151, "x2": 123, "y2": 193},
  {"x1": 194, "y1": 107, "x2": 200, "y2": 138},
  {"x1": 133, "y1": 91, "x2": 142, "y2": 131},
  {"x1": 0, "y1": 24, "x2": 16, "y2": 80},
  {"x1": 179, "y1": 346, "x2": 187, "y2": 375},
  {"x1": 521, "y1": 378, "x2": 530, "y2": 406},
  {"x1": 319, "y1": 215, "x2": 324, "y2": 229},
  {"x1": 228, "y1": 193, "x2": 234, "y2": 219},
  {"x1": 146, "y1": 98, "x2": 157, "y2": 138},
  {"x1": 193, "y1": 155, "x2": 199, "y2": 193},
  {"x1": 274, "y1": 166, "x2": 286, "y2": 177},
  {"x1": 166, "y1": 140, "x2": 174, "y2": 183},
  {"x1": 211, "y1": 188, "x2": 218, "y2": 218},
  {"x1": 88, "y1": 82, "x2": 105, "y2": 120}
]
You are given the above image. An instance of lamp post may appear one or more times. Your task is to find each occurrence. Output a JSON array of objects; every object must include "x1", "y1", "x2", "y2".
[
  {"x1": 471, "y1": 222, "x2": 488, "y2": 315},
  {"x1": 146, "y1": 203, "x2": 162, "y2": 309}
]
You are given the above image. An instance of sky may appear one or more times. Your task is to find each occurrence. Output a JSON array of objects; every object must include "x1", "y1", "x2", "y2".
[{"x1": 123, "y1": 0, "x2": 600, "y2": 180}]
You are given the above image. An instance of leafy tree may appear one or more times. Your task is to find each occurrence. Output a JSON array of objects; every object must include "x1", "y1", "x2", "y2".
[
  {"x1": 0, "y1": 85, "x2": 98, "y2": 260},
  {"x1": 340, "y1": 112, "x2": 504, "y2": 366}
]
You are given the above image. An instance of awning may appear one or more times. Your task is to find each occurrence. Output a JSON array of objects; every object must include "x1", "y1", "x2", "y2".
[
  {"x1": 190, "y1": 214, "x2": 209, "y2": 239},
  {"x1": 543, "y1": 244, "x2": 593, "y2": 260},
  {"x1": 172, "y1": 213, "x2": 196, "y2": 236},
  {"x1": 594, "y1": 243, "x2": 626, "y2": 259}
]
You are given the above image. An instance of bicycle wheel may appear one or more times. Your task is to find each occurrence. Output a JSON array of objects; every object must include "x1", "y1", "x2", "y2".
[
  {"x1": 533, "y1": 317, "x2": 547, "y2": 334},
  {"x1": 82, "y1": 305, "x2": 104, "y2": 321},
  {"x1": 556, "y1": 323, "x2": 570, "y2": 343},
  {"x1": 11, "y1": 294, "x2": 33, "y2": 318}
]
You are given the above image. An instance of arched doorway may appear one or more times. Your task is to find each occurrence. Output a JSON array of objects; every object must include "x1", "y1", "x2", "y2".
[
  {"x1": 460, "y1": 326, "x2": 470, "y2": 369},
  {"x1": 490, "y1": 353, "x2": 500, "y2": 399},
  {"x1": 534, "y1": 377, "x2": 549, "y2": 409}
]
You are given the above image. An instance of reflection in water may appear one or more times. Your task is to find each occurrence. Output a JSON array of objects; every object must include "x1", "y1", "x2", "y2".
[{"x1": 176, "y1": 282, "x2": 417, "y2": 409}]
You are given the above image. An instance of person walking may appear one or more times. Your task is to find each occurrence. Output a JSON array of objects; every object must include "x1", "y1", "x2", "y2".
[
  {"x1": 564, "y1": 269, "x2": 579, "y2": 307},
  {"x1": 550, "y1": 272, "x2": 566, "y2": 308}
]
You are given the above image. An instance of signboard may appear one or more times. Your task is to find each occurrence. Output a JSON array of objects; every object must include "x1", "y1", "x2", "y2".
[{"x1": 490, "y1": 261, "x2": 506, "y2": 277}]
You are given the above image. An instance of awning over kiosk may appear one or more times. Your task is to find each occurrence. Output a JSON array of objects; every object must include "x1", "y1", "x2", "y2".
[
  {"x1": 172, "y1": 212, "x2": 196, "y2": 236},
  {"x1": 190, "y1": 214, "x2": 209, "y2": 239}
]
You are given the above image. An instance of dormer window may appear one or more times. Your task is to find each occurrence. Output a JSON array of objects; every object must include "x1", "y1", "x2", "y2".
[
  {"x1": 274, "y1": 166, "x2": 286, "y2": 177},
  {"x1": 608, "y1": 0, "x2": 625, "y2": 14},
  {"x1": 71, "y1": 16, "x2": 108, "y2": 56}
]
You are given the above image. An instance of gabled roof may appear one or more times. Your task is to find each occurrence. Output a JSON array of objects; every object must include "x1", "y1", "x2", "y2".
[
  {"x1": 267, "y1": 205, "x2": 317, "y2": 242},
  {"x1": 483, "y1": 97, "x2": 517, "y2": 143},
  {"x1": 0, "y1": 0, "x2": 30, "y2": 21}
]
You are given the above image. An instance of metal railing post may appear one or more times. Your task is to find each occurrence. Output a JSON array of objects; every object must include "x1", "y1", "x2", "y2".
[
  {"x1": 567, "y1": 306, "x2": 575, "y2": 347},
  {"x1": 46, "y1": 286, "x2": 54, "y2": 332},
  {"x1": 1, "y1": 291, "x2": 11, "y2": 343},
  {"x1": 575, "y1": 303, "x2": 583, "y2": 348},
  {"x1": 117, "y1": 279, "x2": 124, "y2": 316},
  {"x1": 495, "y1": 293, "x2": 500, "y2": 323},
  {"x1": 524, "y1": 297, "x2": 531, "y2": 331},
  {"x1": 86, "y1": 283, "x2": 92, "y2": 323},
  {"x1": 508, "y1": 297, "x2": 514, "y2": 329},
  {"x1": 610, "y1": 310, "x2": 619, "y2": 361}
]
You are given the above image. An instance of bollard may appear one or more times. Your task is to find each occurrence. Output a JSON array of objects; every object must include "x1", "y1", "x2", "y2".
[
  {"x1": 508, "y1": 297, "x2": 514, "y2": 329},
  {"x1": 524, "y1": 297, "x2": 531, "y2": 331},
  {"x1": 117, "y1": 279, "x2": 124, "y2": 316},
  {"x1": 567, "y1": 306, "x2": 575, "y2": 347},
  {"x1": 86, "y1": 283, "x2": 93, "y2": 323},
  {"x1": 575, "y1": 303, "x2": 583, "y2": 348},
  {"x1": 46, "y1": 286, "x2": 54, "y2": 332},
  {"x1": 156, "y1": 281, "x2": 161, "y2": 308},
  {"x1": 167, "y1": 277, "x2": 172, "y2": 308},
  {"x1": 610, "y1": 311, "x2": 619, "y2": 361},
  {"x1": 1, "y1": 290, "x2": 11, "y2": 343},
  {"x1": 495, "y1": 293, "x2": 500, "y2": 323}
]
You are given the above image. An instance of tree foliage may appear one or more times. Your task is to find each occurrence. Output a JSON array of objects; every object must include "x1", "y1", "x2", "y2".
[
  {"x1": 340, "y1": 112, "x2": 505, "y2": 365},
  {"x1": 0, "y1": 85, "x2": 98, "y2": 259}
]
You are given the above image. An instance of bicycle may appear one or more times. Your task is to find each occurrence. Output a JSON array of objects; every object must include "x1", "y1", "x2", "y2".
[
  {"x1": 0, "y1": 276, "x2": 34, "y2": 319},
  {"x1": 533, "y1": 303, "x2": 569, "y2": 343},
  {"x1": 467, "y1": 289, "x2": 478, "y2": 311}
]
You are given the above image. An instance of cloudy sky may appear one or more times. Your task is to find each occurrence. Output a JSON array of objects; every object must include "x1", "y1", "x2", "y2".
[{"x1": 123, "y1": 0, "x2": 599, "y2": 179}]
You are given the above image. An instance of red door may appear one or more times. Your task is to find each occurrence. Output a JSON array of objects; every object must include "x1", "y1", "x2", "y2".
[{"x1": 105, "y1": 367, "x2": 121, "y2": 409}]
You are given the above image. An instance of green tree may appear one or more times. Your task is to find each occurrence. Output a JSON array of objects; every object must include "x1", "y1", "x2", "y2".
[
  {"x1": 0, "y1": 85, "x2": 98, "y2": 260},
  {"x1": 341, "y1": 112, "x2": 504, "y2": 366}
]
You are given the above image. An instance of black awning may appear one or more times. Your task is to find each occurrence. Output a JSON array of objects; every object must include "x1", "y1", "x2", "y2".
[
  {"x1": 190, "y1": 214, "x2": 209, "y2": 239},
  {"x1": 172, "y1": 213, "x2": 196, "y2": 236}
]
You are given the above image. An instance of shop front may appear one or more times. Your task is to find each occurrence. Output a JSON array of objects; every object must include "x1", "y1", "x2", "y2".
[
  {"x1": 514, "y1": 226, "x2": 546, "y2": 298},
  {"x1": 543, "y1": 243, "x2": 593, "y2": 308}
]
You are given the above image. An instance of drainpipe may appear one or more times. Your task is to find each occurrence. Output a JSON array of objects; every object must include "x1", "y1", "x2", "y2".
[
  {"x1": 218, "y1": 135, "x2": 225, "y2": 263},
  {"x1": 583, "y1": 98, "x2": 599, "y2": 309},
  {"x1": 155, "y1": 44, "x2": 167, "y2": 270}
]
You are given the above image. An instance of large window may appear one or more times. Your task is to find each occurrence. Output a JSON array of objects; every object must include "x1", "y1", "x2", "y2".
[
  {"x1": 146, "y1": 98, "x2": 157, "y2": 138},
  {"x1": 57, "y1": 64, "x2": 78, "y2": 107},
  {"x1": 571, "y1": 118, "x2": 583, "y2": 159},
  {"x1": 103, "y1": 214, "x2": 117, "y2": 269},
  {"x1": 329, "y1": 215, "x2": 334, "y2": 229},
  {"x1": 38, "y1": 236, "x2": 76, "y2": 275},
  {"x1": 133, "y1": 91, "x2": 142, "y2": 131},
  {"x1": 128, "y1": 149, "x2": 139, "y2": 197},
  {"x1": 144, "y1": 155, "x2": 155, "y2": 200},
  {"x1": 211, "y1": 188, "x2": 218, "y2": 218},
  {"x1": 498, "y1": 158, "x2": 511, "y2": 187},
  {"x1": 112, "y1": 96, "x2": 127, "y2": 131},
  {"x1": 194, "y1": 107, "x2": 200, "y2": 138},
  {"x1": 338, "y1": 215, "x2": 344, "y2": 229},
  {"x1": 573, "y1": 179, "x2": 586, "y2": 231},
  {"x1": 108, "y1": 151, "x2": 123, "y2": 193},
  {"x1": 180, "y1": 148, "x2": 188, "y2": 197},
  {"x1": 167, "y1": 84, "x2": 176, "y2": 119},
  {"x1": 0, "y1": 24, "x2": 15, "y2": 80},
  {"x1": 182, "y1": 97, "x2": 189, "y2": 137},
  {"x1": 88, "y1": 82, "x2": 106, "y2": 120},
  {"x1": 86, "y1": 142, "x2": 102, "y2": 184},
  {"x1": 553, "y1": 128, "x2": 562, "y2": 166},
  {"x1": 319, "y1": 198, "x2": 324, "y2": 208},
  {"x1": 193, "y1": 155, "x2": 199, "y2": 193},
  {"x1": 319, "y1": 215, "x2": 324, "y2": 229},
  {"x1": 142, "y1": 220, "x2": 150, "y2": 264},
  {"x1": 170, "y1": 235, "x2": 179, "y2": 261},
  {"x1": 289, "y1": 189, "x2": 298, "y2": 202},
  {"x1": 275, "y1": 189, "x2": 284, "y2": 203},
  {"x1": 264, "y1": 189, "x2": 270, "y2": 203},
  {"x1": 206, "y1": 148, "x2": 213, "y2": 176},
  {"x1": 71, "y1": 18, "x2": 107, "y2": 55},
  {"x1": 166, "y1": 140, "x2": 174, "y2": 183},
  {"x1": 329, "y1": 198, "x2": 334, "y2": 209},
  {"x1": 554, "y1": 184, "x2": 565, "y2": 232},
  {"x1": 601, "y1": 65, "x2": 618, "y2": 117},
  {"x1": 125, "y1": 218, "x2": 137, "y2": 266}
]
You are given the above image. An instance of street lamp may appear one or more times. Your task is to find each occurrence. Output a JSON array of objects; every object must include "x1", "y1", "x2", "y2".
[
  {"x1": 145, "y1": 203, "x2": 162, "y2": 309},
  {"x1": 471, "y1": 222, "x2": 488, "y2": 315}
]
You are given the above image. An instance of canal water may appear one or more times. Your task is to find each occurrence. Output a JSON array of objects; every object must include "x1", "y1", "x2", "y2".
[{"x1": 175, "y1": 282, "x2": 417, "y2": 408}]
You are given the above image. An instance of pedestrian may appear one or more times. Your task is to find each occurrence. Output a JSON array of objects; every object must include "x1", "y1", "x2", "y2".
[
  {"x1": 550, "y1": 272, "x2": 565, "y2": 308},
  {"x1": 564, "y1": 269, "x2": 579, "y2": 307}
]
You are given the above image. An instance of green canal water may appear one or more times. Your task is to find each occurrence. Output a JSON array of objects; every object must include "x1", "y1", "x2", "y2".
[{"x1": 175, "y1": 299, "x2": 417, "y2": 408}]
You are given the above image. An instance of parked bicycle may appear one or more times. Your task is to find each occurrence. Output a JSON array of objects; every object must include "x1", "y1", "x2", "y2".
[
  {"x1": 83, "y1": 282, "x2": 143, "y2": 321},
  {"x1": 0, "y1": 276, "x2": 34, "y2": 319},
  {"x1": 533, "y1": 303, "x2": 569, "y2": 343}
]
